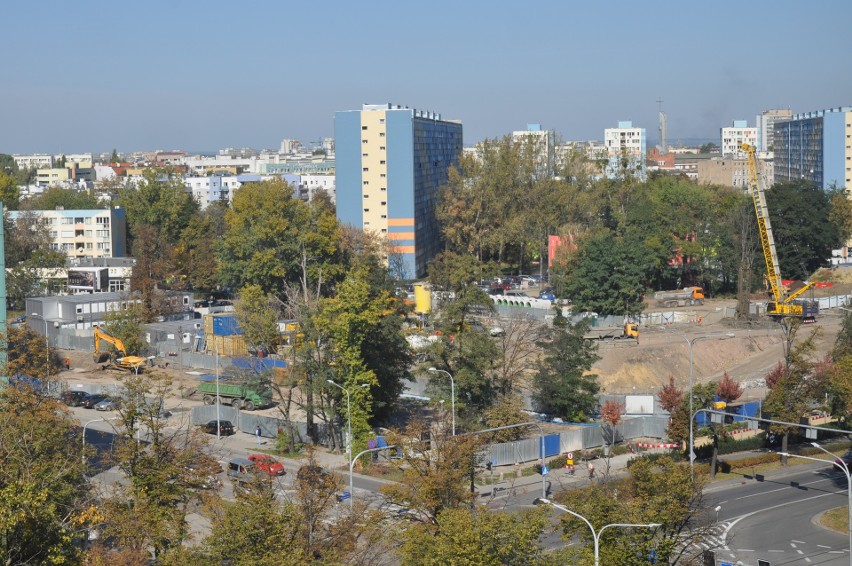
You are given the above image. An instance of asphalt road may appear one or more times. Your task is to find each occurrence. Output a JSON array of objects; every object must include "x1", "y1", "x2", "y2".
[{"x1": 706, "y1": 463, "x2": 851, "y2": 565}]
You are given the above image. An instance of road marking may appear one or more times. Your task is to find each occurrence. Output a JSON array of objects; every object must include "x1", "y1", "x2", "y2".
[
  {"x1": 768, "y1": 549, "x2": 785, "y2": 552},
  {"x1": 804, "y1": 558, "x2": 812, "y2": 563},
  {"x1": 722, "y1": 489, "x2": 845, "y2": 542},
  {"x1": 796, "y1": 550, "x2": 804, "y2": 554},
  {"x1": 791, "y1": 543, "x2": 798, "y2": 548},
  {"x1": 817, "y1": 544, "x2": 832, "y2": 549},
  {"x1": 792, "y1": 539, "x2": 806, "y2": 544},
  {"x1": 736, "y1": 549, "x2": 754, "y2": 552},
  {"x1": 724, "y1": 476, "x2": 834, "y2": 502}
]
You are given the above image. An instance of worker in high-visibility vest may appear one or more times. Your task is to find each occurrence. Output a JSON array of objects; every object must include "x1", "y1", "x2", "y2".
[{"x1": 566, "y1": 456, "x2": 575, "y2": 476}]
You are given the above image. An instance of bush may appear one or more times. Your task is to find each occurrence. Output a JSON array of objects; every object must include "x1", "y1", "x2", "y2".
[
  {"x1": 693, "y1": 432, "x2": 766, "y2": 459},
  {"x1": 275, "y1": 428, "x2": 304, "y2": 455},
  {"x1": 627, "y1": 452, "x2": 685, "y2": 468}
]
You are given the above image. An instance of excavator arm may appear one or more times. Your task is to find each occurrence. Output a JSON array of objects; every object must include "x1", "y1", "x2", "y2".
[{"x1": 93, "y1": 325, "x2": 145, "y2": 371}]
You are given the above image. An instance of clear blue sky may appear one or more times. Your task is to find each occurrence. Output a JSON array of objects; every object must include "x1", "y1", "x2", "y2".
[{"x1": 2, "y1": 0, "x2": 850, "y2": 154}]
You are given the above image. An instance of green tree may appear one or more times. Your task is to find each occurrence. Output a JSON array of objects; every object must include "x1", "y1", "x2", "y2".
[
  {"x1": 558, "y1": 229, "x2": 654, "y2": 316},
  {"x1": 531, "y1": 317, "x2": 600, "y2": 421},
  {"x1": 110, "y1": 149, "x2": 120, "y2": 163},
  {"x1": 765, "y1": 180, "x2": 842, "y2": 279},
  {"x1": 0, "y1": 170, "x2": 20, "y2": 209},
  {"x1": 172, "y1": 201, "x2": 227, "y2": 292},
  {"x1": 234, "y1": 284, "x2": 281, "y2": 353},
  {"x1": 0, "y1": 334, "x2": 91, "y2": 564},
  {"x1": 101, "y1": 303, "x2": 148, "y2": 356},
  {"x1": 21, "y1": 186, "x2": 101, "y2": 210},
  {"x1": 557, "y1": 456, "x2": 710, "y2": 565},
  {"x1": 399, "y1": 506, "x2": 554, "y2": 566},
  {"x1": 118, "y1": 168, "x2": 199, "y2": 248}
]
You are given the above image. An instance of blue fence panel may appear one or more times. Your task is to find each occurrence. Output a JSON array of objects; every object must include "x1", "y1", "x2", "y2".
[{"x1": 541, "y1": 434, "x2": 560, "y2": 458}]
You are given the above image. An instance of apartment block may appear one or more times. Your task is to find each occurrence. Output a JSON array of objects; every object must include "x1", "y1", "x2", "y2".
[
  {"x1": 335, "y1": 103, "x2": 462, "y2": 278},
  {"x1": 512, "y1": 123, "x2": 556, "y2": 178},
  {"x1": 756, "y1": 109, "x2": 793, "y2": 152},
  {"x1": 604, "y1": 121, "x2": 646, "y2": 181},
  {"x1": 721, "y1": 120, "x2": 758, "y2": 157},
  {"x1": 774, "y1": 106, "x2": 852, "y2": 191},
  {"x1": 8, "y1": 207, "x2": 127, "y2": 259}
]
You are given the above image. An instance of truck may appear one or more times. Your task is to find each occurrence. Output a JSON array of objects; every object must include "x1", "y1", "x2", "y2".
[
  {"x1": 654, "y1": 287, "x2": 705, "y2": 308},
  {"x1": 584, "y1": 322, "x2": 639, "y2": 342},
  {"x1": 196, "y1": 378, "x2": 271, "y2": 411},
  {"x1": 93, "y1": 325, "x2": 146, "y2": 372}
]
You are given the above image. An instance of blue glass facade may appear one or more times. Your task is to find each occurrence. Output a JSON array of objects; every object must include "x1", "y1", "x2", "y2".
[
  {"x1": 334, "y1": 111, "x2": 364, "y2": 229},
  {"x1": 774, "y1": 107, "x2": 851, "y2": 190}
]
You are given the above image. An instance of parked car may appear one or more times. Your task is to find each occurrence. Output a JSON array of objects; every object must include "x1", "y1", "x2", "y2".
[
  {"x1": 248, "y1": 454, "x2": 286, "y2": 476},
  {"x1": 834, "y1": 451, "x2": 852, "y2": 470},
  {"x1": 94, "y1": 397, "x2": 120, "y2": 411},
  {"x1": 63, "y1": 391, "x2": 90, "y2": 407},
  {"x1": 81, "y1": 394, "x2": 109, "y2": 409},
  {"x1": 202, "y1": 420, "x2": 235, "y2": 436}
]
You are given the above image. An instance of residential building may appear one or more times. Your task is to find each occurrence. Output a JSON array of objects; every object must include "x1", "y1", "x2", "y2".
[
  {"x1": 756, "y1": 109, "x2": 793, "y2": 152},
  {"x1": 299, "y1": 173, "x2": 336, "y2": 202},
  {"x1": 604, "y1": 121, "x2": 647, "y2": 181},
  {"x1": 13, "y1": 154, "x2": 54, "y2": 170},
  {"x1": 7, "y1": 207, "x2": 127, "y2": 259},
  {"x1": 720, "y1": 120, "x2": 758, "y2": 157},
  {"x1": 774, "y1": 106, "x2": 852, "y2": 191},
  {"x1": 335, "y1": 103, "x2": 463, "y2": 278},
  {"x1": 35, "y1": 162, "x2": 96, "y2": 188},
  {"x1": 512, "y1": 123, "x2": 556, "y2": 178},
  {"x1": 697, "y1": 156, "x2": 774, "y2": 189}
]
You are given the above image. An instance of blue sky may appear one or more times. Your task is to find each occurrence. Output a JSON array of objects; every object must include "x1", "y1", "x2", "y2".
[{"x1": 2, "y1": 0, "x2": 850, "y2": 154}]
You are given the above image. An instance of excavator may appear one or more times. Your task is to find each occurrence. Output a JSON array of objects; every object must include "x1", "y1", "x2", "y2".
[
  {"x1": 93, "y1": 325, "x2": 146, "y2": 372},
  {"x1": 743, "y1": 143, "x2": 818, "y2": 321}
]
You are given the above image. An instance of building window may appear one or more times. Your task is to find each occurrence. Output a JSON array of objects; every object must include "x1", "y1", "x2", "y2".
[
  {"x1": 363, "y1": 167, "x2": 368, "y2": 172},
  {"x1": 380, "y1": 146, "x2": 385, "y2": 150},
  {"x1": 379, "y1": 132, "x2": 385, "y2": 137},
  {"x1": 380, "y1": 160, "x2": 386, "y2": 165},
  {"x1": 362, "y1": 126, "x2": 368, "y2": 130},
  {"x1": 362, "y1": 140, "x2": 368, "y2": 144},
  {"x1": 364, "y1": 209, "x2": 369, "y2": 213}
]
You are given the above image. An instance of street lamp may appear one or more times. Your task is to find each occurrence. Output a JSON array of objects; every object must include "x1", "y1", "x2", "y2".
[
  {"x1": 348, "y1": 445, "x2": 397, "y2": 511},
  {"x1": 327, "y1": 381, "x2": 369, "y2": 466},
  {"x1": 31, "y1": 313, "x2": 50, "y2": 380},
  {"x1": 662, "y1": 330, "x2": 735, "y2": 479},
  {"x1": 534, "y1": 497, "x2": 660, "y2": 566},
  {"x1": 428, "y1": 367, "x2": 455, "y2": 435},
  {"x1": 781, "y1": 444, "x2": 852, "y2": 566}
]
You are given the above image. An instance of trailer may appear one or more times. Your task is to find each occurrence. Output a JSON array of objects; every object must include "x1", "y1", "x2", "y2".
[{"x1": 654, "y1": 287, "x2": 704, "y2": 308}]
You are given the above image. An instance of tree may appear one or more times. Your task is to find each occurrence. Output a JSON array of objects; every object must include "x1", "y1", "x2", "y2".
[
  {"x1": 0, "y1": 336, "x2": 91, "y2": 564},
  {"x1": 765, "y1": 180, "x2": 842, "y2": 279},
  {"x1": 0, "y1": 170, "x2": 20, "y2": 209},
  {"x1": 531, "y1": 317, "x2": 600, "y2": 421},
  {"x1": 219, "y1": 179, "x2": 324, "y2": 297},
  {"x1": 558, "y1": 229, "x2": 654, "y2": 316},
  {"x1": 129, "y1": 223, "x2": 174, "y2": 315},
  {"x1": 20, "y1": 186, "x2": 101, "y2": 211},
  {"x1": 381, "y1": 420, "x2": 481, "y2": 524},
  {"x1": 172, "y1": 202, "x2": 227, "y2": 292},
  {"x1": 118, "y1": 168, "x2": 199, "y2": 248},
  {"x1": 101, "y1": 302, "x2": 148, "y2": 356},
  {"x1": 110, "y1": 149, "x2": 120, "y2": 163},
  {"x1": 715, "y1": 371, "x2": 743, "y2": 403},
  {"x1": 483, "y1": 394, "x2": 531, "y2": 442},
  {"x1": 699, "y1": 142, "x2": 719, "y2": 154},
  {"x1": 658, "y1": 376, "x2": 683, "y2": 414},
  {"x1": 399, "y1": 506, "x2": 554, "y2": 565},
  {"x1": 234, "y1": 284, "x2": 281, "y2": 353},
  {"x1": 557, "y1": 455, "x2": 712, "y2": 565}
]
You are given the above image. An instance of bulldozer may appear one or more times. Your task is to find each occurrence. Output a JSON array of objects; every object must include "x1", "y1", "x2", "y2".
[{"x1": 93, "y1": 325, "x2": 146, "y2": 372}]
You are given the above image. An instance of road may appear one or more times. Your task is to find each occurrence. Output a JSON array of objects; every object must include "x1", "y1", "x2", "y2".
[{"x1": 705, "y1": 463, "x2": 850, "y2": 565}]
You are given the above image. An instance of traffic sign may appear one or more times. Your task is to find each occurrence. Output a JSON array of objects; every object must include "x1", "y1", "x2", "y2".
[
  {"x1": 689, "y1": 450, "x2": 697, "y2": 462},
  {"x1": 567, "y1": 452, "x2": 574, "y2": 460},
  {"x1": 541, "y1": 465, "x2": 549, "y2": 476}
]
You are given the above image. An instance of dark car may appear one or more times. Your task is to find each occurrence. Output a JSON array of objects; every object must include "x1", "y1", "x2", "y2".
[
  {"x1": 202, "y1": 420, "x2": 235, "y2": 436},
  {"x1": 63, "y1": 391, "x2": 90, "y2": 407},
  {"x1": 834, "y1": 451, "x2": 852, "y2": 470},
  {"x1": 81, "y1": 394, "x2": 109, "y2": 409}
]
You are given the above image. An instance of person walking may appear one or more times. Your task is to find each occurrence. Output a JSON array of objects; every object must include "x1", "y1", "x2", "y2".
[
  {"x1": 587, "y1": 461, "x2": 595, "y2": 480},
  {"x1": 255, "y1": 425, "x2": 262, "y2": 445}
]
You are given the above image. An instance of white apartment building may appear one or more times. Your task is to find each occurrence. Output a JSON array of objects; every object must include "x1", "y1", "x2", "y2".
[
  {"x1": 13, "y1": 154, "x2": 54, "y2": 170},
  {"x1": 721, "y1": 120, "x2": 758, "y2": 157},
  {"x1": 7, "y1": 207, "x2": 127, "y2": 259},
  {"x1": 299, "y1": 173, "x2": 336, "y2": 202},
  {"x1": 604, "y1": 121, "x2": 647, "y2": 181},
  {"x1": 512, "y1": 123, "x2": 557, "y2": 178},
  {"x1": 184, "y1": 175, "x2": 248, "y2": 208}
]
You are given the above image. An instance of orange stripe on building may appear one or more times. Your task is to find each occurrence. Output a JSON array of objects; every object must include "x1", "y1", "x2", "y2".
[
  {"x1": 390, "y1": 245, "x2": 415, "y2": 253},
  {"x1": 387, "y1": 232, "x2": 415, "y2": 240},
  {"x1": 388, "y1": 218, "x2": 414, "y2": 227}
]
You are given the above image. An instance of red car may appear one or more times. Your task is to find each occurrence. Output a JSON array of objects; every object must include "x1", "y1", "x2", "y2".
[{"x1": 248, "y1": 454, "x2": 286, "y2": 476}]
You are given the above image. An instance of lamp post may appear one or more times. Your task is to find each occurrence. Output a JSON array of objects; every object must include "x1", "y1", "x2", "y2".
[
  {"x1": 215, "y1": 346, "x2": 221, "y2": 440},
  {"x1": 349, "y1": 445, "x2": 397, "y2": 510},
  {"x1": 31, "y1": 313, "x2": 50, "y2": 380},
  {"x1": 663, "y1": 330, "x2": 735, "y2": 479},
  {"x1": 780, "y1": 444, "x2": 852, "y2": 566},
  {"x1": 327, "y1": 381, "x2": 369, "y2": 465},
  {"x1": 534, "y1": 497, "x2": 660, "y2": 566},
  {"x1": 428, "y1": 367, "x2": 455, "y2": 435}
]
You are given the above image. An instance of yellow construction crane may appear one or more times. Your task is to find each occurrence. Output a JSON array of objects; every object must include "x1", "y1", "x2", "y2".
[{"x1": 743, "y1": 143, "x2": 818, "y2": 321}]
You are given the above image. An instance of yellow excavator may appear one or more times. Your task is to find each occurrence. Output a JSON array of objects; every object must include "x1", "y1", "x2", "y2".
[
  {"x1": 743, "y1": 143, "x2": 818, "y2": 321},
  {"x1": 93, "y1": 325, "x2": 146, "y2": 372}
]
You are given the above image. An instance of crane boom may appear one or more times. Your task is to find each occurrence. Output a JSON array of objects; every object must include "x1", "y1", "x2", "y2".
[{"x1": 743, "y1": 143, "x2": 817, "y2": 320}]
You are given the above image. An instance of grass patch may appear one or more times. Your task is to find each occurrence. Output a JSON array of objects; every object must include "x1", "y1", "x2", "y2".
[
  {"x1": 821, "y1": 506, "x2": 848, "y2": 533},
  {"x1": 352, "y1": 463, "x2": 406, "y2": 482}
]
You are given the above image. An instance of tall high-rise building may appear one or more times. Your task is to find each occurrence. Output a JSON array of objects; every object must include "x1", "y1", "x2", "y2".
[
  {"x1": 774, "y1": 106, "x2": 852, "y2": 191},
  {"x1": 720, "y1": 120, "x2": 758, "y2": 157},
  {"x1": 512, "y1": 123, "x2": 556, "y2": 178},
  {"x1": 756, "y1": 109, "x2": 793, "y2": 152},
  {"x1": 334, "y1": 103, "x2": 462, "y2": 278},
  {"x1": 604, "y1": 121, "x2": 646, "y2": 181}
]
